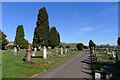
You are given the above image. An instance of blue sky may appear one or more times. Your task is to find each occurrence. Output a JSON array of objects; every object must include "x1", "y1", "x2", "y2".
[{"x1": 2, "y1": 2, "x2": 118, "y2": 45}]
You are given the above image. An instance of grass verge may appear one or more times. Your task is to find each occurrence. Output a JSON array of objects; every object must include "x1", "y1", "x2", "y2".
[{"x1": 2, "y1": 49, "x2": 81, "y2": 79}]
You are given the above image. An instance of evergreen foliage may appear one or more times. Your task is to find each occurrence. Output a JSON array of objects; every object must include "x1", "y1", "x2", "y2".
[
  {"x1": 0, "y1": 30, "x2": 8, "y2": 49},
  {"x1": 33, "y1": 7, "x2": 50, "y2": 48},
  {"x1": 65, "y1": 45, "x2": 70, "y2": 48},
  {"x1": 49, "y1": 27, "x2": 60, "y2": 49},
  {"x1": 76, "y1": 43, "x2": 84, "y2": 50},
  {"x1": 89, "y1": 40, "x2": 96, "y2": 50},
  {"x1": 84, "y1": 46, "x2": 88, "y2": 49},
  {"x1": 14, "y1": 25, "x2": 29, "y2": 49},
  {"x1": 33, "y1": 7, "x2": 60, "y2": 48}
]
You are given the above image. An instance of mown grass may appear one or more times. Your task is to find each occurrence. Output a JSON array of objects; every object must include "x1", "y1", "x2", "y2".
[
  {"x1": 2, "y1": 49, "x2": 81, "y2": 79},
  {"x1": 92, "y1": 49, "x2": 120, "y2": 79}
]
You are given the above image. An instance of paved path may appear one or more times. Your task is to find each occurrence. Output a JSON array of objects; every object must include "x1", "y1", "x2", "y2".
[{"x1": 31, "y1": 50, "x2": 92, "y2": 79}]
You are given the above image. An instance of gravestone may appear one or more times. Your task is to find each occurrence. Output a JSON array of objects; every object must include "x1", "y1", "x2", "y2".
[
  {"x1": 26, "y1": 44, "x2": 32, "y2": 61},
  {"x1": 92, "y1": 48, "x2": 95, "y2": 54},
  {"x1": 12, "y1": 47, "x2": 17, "y2": 56},
  {"x1": 106, "y1": 48, "x2": 108, "y2": 51},
  {"x1": 38, "y1": 46, "x2": 42, "y2": 51},
  {"x1": 118, "y1": 54, "x2": 120, "y2": 60},
  {"x1": 43, "y1": 46, "x2": 47, "y2": 59},
  {"x1": 32, "y1": 52, "x2": 35, "y2": 57},
  {"x1": 34, "y1": 47, "x2": 37, "y2": 52},
  {"x1": 107, "y1": 52, "x2": 110, "y2": 54},
  {"x1": 18, "y1": 47, "x2": 20, "y2": 51},
  {"x1": 107, "y1": 52, "x2": 112, "y2": 55},
  {"x1": 106, "y1": 74, "x2": 111, "y2": 80},
  {"x1": 31, "y1": 47, "x2": 37, "y2": 57},
  {"x1": 14, "y1": 47, "x2": 17, "y2": 52},
  {"x1": 56, "y1": 50, "x2": 58, "y2": 53},
  {"x1": 55, "y1": 50, "x2": 59, "y2": 55},
  {"x1": 112, "y1": 51, "x2": 116, "y2": 57},
  {"x1": 61, "y1": 47, "x2": 63, "y2": 54},
  {"x1": 95, "y1": 73, "x2": 101, "y2": 80},
  {"x1": 65, "y1": 49, "x2": 68, "y2": 53}
]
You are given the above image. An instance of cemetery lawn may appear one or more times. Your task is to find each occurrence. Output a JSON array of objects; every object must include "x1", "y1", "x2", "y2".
[
  {"x1": 2, "y1": 49, "x2": 81, "y2": 78},
  {"x1": 92, "y1": 50, "x2": 120, "y2": 79}
]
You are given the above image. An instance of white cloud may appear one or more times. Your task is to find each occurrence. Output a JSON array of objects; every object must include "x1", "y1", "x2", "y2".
[{"x1": 81, "y1": 27, "x2": 94, "y2": 31}]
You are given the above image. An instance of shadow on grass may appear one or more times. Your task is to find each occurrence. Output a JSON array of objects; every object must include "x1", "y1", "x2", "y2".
[
  {"x1": 81, "y1": 67, "x2": 92, "y2": 70},
  {"x1": 81, "y1": 70, "x2": 92, "y2": 76},
  {"x1": 81, "y1": 59, "x2": 91, "y2": 64},
  {"x1": 95, "y1": 60, "x2": 120, "y2": 70},
  {"x1": 31, "y1": 56, "x2": 43, "y2": 58},
  {"x1": 93, "y1": 60, "x2": 120, "y2": 80}
]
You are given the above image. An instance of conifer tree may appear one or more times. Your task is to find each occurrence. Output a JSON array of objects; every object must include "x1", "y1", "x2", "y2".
[
  {"x1": 57, "y1": 32, "x2": 60, "y2": 45},
  {"x1": 49, "y1": 27, "x2": 60, "y2": 49},
  {"x1": 0, "y1": 30, "x2": 8, "y2": 49},
  {"x1": 14, "y1": 25, "x2": 28, "y2": 49},
  {"x1": 89, "y1": 40, "x2": 96, "y2": 53},
  {"x1": 33, "y1": 7, "x2": 50, "y2": 48}
]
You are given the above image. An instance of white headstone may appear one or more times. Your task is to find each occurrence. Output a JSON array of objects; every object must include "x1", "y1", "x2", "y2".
[
  {"x1": 12, "y1": 47, "x2": 17, "y2": 56},
  {"x1": 92, "y1": 48, "x2": 94, "y2": 54},
  {"x1": 95, "y1": 73, "x2": 101, "y2": 79},
  {"x1": 112, "y1": 51, "x2": 116, "y2": 57},
  {"x1": 14, "y1": 47, "x2": 17, "y2": 53},
  {"x1": 65, "y1": 49, "x2": 68, "y2": 53},
  {"x1": 106, "y1": 48, "x2": 109, "y2": 51},
  {"x1": 34, "y1": 47, "x2": 37, "y2": 52},
  {"x1": 107, "y1": 52, "x2": 112, "y2": 54},
  {"x1": 56, "y1": 50, "x2": 58, "y2": 53},
  {"x1": 32, "y1": 52, "x2": 35, "y2": 57},
  {"x1": 61, "y1": 47, "x2": 63, "y2": 54},
  {"x1": 38, "y1": 46, "x2": 42, "y2": 51},
  {"x1": 18, "y1": 47, "x2": 20, "y2": 50},
  {"x1": 43, "y1": 46, "x2": 47, "y2": 59}
]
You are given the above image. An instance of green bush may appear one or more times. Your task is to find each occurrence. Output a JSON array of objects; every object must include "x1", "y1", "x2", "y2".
[
  {"x1": 65, "y1": 46, "x2": 70, "y2": 48},
  {"x1": 84, "y1": 46, "x2": 88, "y2": 49},
  {"x1": 76, "y1": 43, "x2": 84, "y2": 50},
  {"x1": 6, "y1": 45, "x2": 14, "y2": 49}
]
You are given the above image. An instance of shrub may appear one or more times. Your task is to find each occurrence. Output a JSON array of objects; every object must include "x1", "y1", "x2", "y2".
[
  {"x1": 65, "y1": 46, "x2": 70, "y2": 48},
  {"x1": 6, "y1": 45, "x2": 14, "y2": 49},
  {"x1": 84, "y1": 46, "x2": 88, "y2": 49},
  {"x1": 76, "y1": 43, "x2": 84, "y2": 50}
]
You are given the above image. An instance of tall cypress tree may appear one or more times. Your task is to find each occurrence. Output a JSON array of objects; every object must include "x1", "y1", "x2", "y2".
[
  {"x1": 57, "y1": 32, "x2": 60, "y2": 45},
  {"x1": 33, "y1": 7, "x2": 50, "y2": 47},
  {"x1": 49, "y1": 27, "x2": 60, "y2": 49},
  {"x1": 14, "y1": 25, "x2": 28, "y2": 49},
  {"x1": 49, "y1": 27, "x2": 57, "y2": 49},
  {"x1": 89, "y1": 40, "x2": 96, "y2": 49},
  {"x1": 89, "y1": 40, "x2": 96, "y2": 53},
  {"x1": 0, "y1": 30, "x2": 8, "y2": 49}
]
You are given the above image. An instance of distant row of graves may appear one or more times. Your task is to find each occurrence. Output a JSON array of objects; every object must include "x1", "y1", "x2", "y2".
[
  {"x1": 95, "y1": 48, "x2": 120, "y2": 60},
  {"x1": 92, "y1": 47, "x2": 120, "y2": 80},
  {"x1": 12, "y1": 45, "x2": 69, "y2": 62}
]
